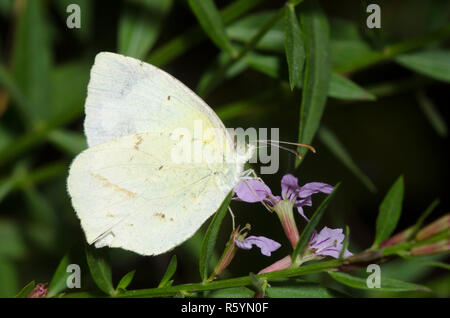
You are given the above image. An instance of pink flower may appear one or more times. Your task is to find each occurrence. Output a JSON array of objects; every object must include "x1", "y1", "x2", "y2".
[
  {"x1": 234, "y1": 236, "x2": 281, "y2": 257},
  {"x1": 27, "y1": 283, "x2": 49, "y2": 298},
  {"x1": 233, "y1": 174, "x2": 333, "y2": 248},
  {"x1": 233, "y1": 174, "x2": 333, "y2": 221},
  {"x1": 308, "y1": 227, "x2": 353, "y2": 259}
]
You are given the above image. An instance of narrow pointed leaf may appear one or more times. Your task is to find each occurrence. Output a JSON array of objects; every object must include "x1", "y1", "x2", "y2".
[
  {"x1": 11, "y1": 0, "x2": 52, "y2": 123},
  {"x1": 226, "y1": 10, "x2": 284, "y2": 52},
  {"x1": 199, "y1": 191, "x2": 233, "y2": 281},
  {"x1": 318, "y1": 126, "x2": 377, "y2": 193},
  {"x1": 401, "y1": 255, "x2": 450, "y2": 271},
  {"x1": 158, "y1": 255, "x2": 177, "y2": 288},
  {"x1": 15, "y1": 281, "x2": 35, "y2": 298},
  {"x1": 85, "y1": 244, "x2": 115, "y2": 296},
  {"x1": 117, "y1": 270, "x2": 136, "y2": 291},
  {"x1": 147, "y1": 0, "x2": 264, "y2": 66},
  {"x1": 328, "y1": 73, "x2": 375, "y2": 101},
  {"x1": 47, "y1": 253, "x2": 73, "y2": 297},
  {"x1": 48, "y1": 130, "x2": 87, "y2": 156},
  {"x1": 328, "y1": 271, "x2": 431, "y2": 292},
  {"x1": 188, "y1": 0, "x2": 235, "y2": 56},
  {"x1": 292, "y1": 183, "x2": 340, "y2": 263},
  {"x1": 396, "y1": 49, "x2": 450, "y2": 83},
  {"x1": 118, "y1": 0, "x2": 173, "y2": 59},
  {"x1": 266, "y1": 281, "x2": 345, "y2": 298},
  {"x1": 416, "y1": 91, "x2": 448, "y2": 137},
  {"x1": 339, "y1": 226, "x2": 350, "y2": 260},
  {"x1": 407, "y1": 199, "x2": 440, "y2": 241},
  {"x1": 284, "y1": 4, "x2": 305, "y2": 90},
  {"x1": 296, "y1": 1, "x2": 331, "y2": 165},
  {"x1": 372, "y1": 176, "x2": 404, "y2": 247}
]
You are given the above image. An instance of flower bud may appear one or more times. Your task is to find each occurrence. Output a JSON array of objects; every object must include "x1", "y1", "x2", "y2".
[
  {"x1": 274, "y1": 200, "x2": 299, "y2": 248},
  {"x1": 416, "y1": 214, "x2": 450, "y2": 241},
  {"x1": 380, "y1": 227, "x2": 414, "y2": 247},
  {"x1": 411, "y1": 239, "x2": 450, "y2": 256},
  {"x1": 258, "y1": 255, "x2": 292, "y2": 274},
  {"x1": 27, "y1": 283, "x2": 48, "y2": 298}
]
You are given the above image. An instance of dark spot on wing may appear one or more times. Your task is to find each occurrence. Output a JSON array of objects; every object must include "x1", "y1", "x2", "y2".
[{"x1": 154, "y1": 212, "x2": 166, "y2": 219}]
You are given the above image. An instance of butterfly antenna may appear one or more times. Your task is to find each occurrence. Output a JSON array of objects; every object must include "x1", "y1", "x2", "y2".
[{"x1": 257, "y1": 140, "x2": 316, "y2": 153}]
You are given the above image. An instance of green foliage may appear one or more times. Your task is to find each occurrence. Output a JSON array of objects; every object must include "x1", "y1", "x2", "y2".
[
  {"x1": 396, "y1": 50, "x2": 450, "y2": 83},
  {"x1": 284, "y1": 4, "x2": 305, "y2": 90},
  {"x1": 373, "y1": 176, "x2": 404, "y2": 247},
  {"x1": 116, "y1": 270, "x2": 136, "y2": 292},
  {"x1": 85, "y1": 245, "x2": 115, "y2": 296},
  {"x1": 199, "y1": 192, "x2": 233, "y2": 281},
  {"x1": 328, "y1": 271, "x2": 431, "y2": 292},
  {"x1": 188, "y1": 0, "x2": 235, "y2": 56},
  {"x1": 158, "y1": 255, "x2": 177, "y2": 288},
  {"x1": 296, "y1": 0, "x2": 331, "y2": 164},
  {"x1": 15, "y1": 281, "x2": 36, "y2": 298},
  {"x1": 119, "y1": 0, "x2": 173, "y2": 59}
]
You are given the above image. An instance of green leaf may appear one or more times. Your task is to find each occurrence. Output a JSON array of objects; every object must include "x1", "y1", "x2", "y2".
[
  {"x1": 199, "y1": 8, "x2": 284, "y2": 97},
  {"x1": 47, "y1": 252, "x2": 73, "y2": 297},
  {"x1": 401, "y1": 255, "x2": 450, "y2": 271},
  {"x1": 188, "y1": 0, "x2": 235, "y2": 56},
  {"x1": 49, "y1": 62, "x2": 90, "y2": 122},
  {"x1": 284, "y1": 4, "x2": 305, "y2": 90},
  {"x1": 116, "y1": 270, "x2": 136, "y2": 291},
  {"x1": 372, "y1": 176, "x2": 404, "y2": 247},
  {"x1": 0, "y1": 161, "x2": 27, "y2": 203},
  {"x1": 226, "y1": 10, "x2": 284, "y2": 52},
  {"x1": 48, "y1": 130, "x2": 87, "y2": 156},
  {"x1": 416, "y1": 91, "x2": 448, "y2": 137},
  {"x1": 158, "y1": 255, "x2": 177, "y2": 288},
  {"x1": 318, "y1": 126, "x2": 377, "y2": 193},
  {"x1": 0, "y1": 63, "x2": 35, "y2": 123},
  {"x1": 292, "y1": 183, "x2": 340, "y2": 264},
  {"x1": 266, "y1": 281, "x2": 345, "y2": 298},
  {"x1": 0, "y1": 260, "x2": 19, "y2": 297},
  {"x1": 147, "y1": 0, "x2": 264, "y2": 67},
  {"x1": 206, "y1": 287, "x2": 255, "y2": 298},
  {"x1": 11, "y1": 0, "x2": 52, "y2": 124},
  {"x1": 85, "y1": 244, "x2": 115, "y2": 296},
  {"x1": 0, "y1": 220, "x2": 26, "y2": 260},
  {"x1": 328, "y1": 271, "x2": 431, "y2": 292},
  {"x1": 339, "y1": 225, "x2": 350, "y2": 260},
  {"x1": 199, "y1": 191, "x2": 233, "y2": 281},
  {"x1": 328, "y1": 73, "x2": 375, "y2": 101},
  {"x1": 396, "y1": 49, "x2": 450, "y2": 83},
  {"x1": 329, "y1": 18, "x2": 372, "y2": 68},
  {"x1": 207, "y1": 50, "x2": 371, "y2": 102},
  {"x1": 15, "y1": 281, "x2": 36, "y2": 298},
  {"x1": 118, "y1": 0, "x2": 173, "y2": 59},
  {"x1": 407, "y1": 199, "x2": 440, "y2": 241},
  {"x1": 296, "y1": 0, "x2": 331, "y2": 165}
]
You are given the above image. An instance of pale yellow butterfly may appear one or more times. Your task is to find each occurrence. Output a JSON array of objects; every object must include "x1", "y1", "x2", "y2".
[{"x1": 67, "y1": 52, "x2": 254, "y2": 256}]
